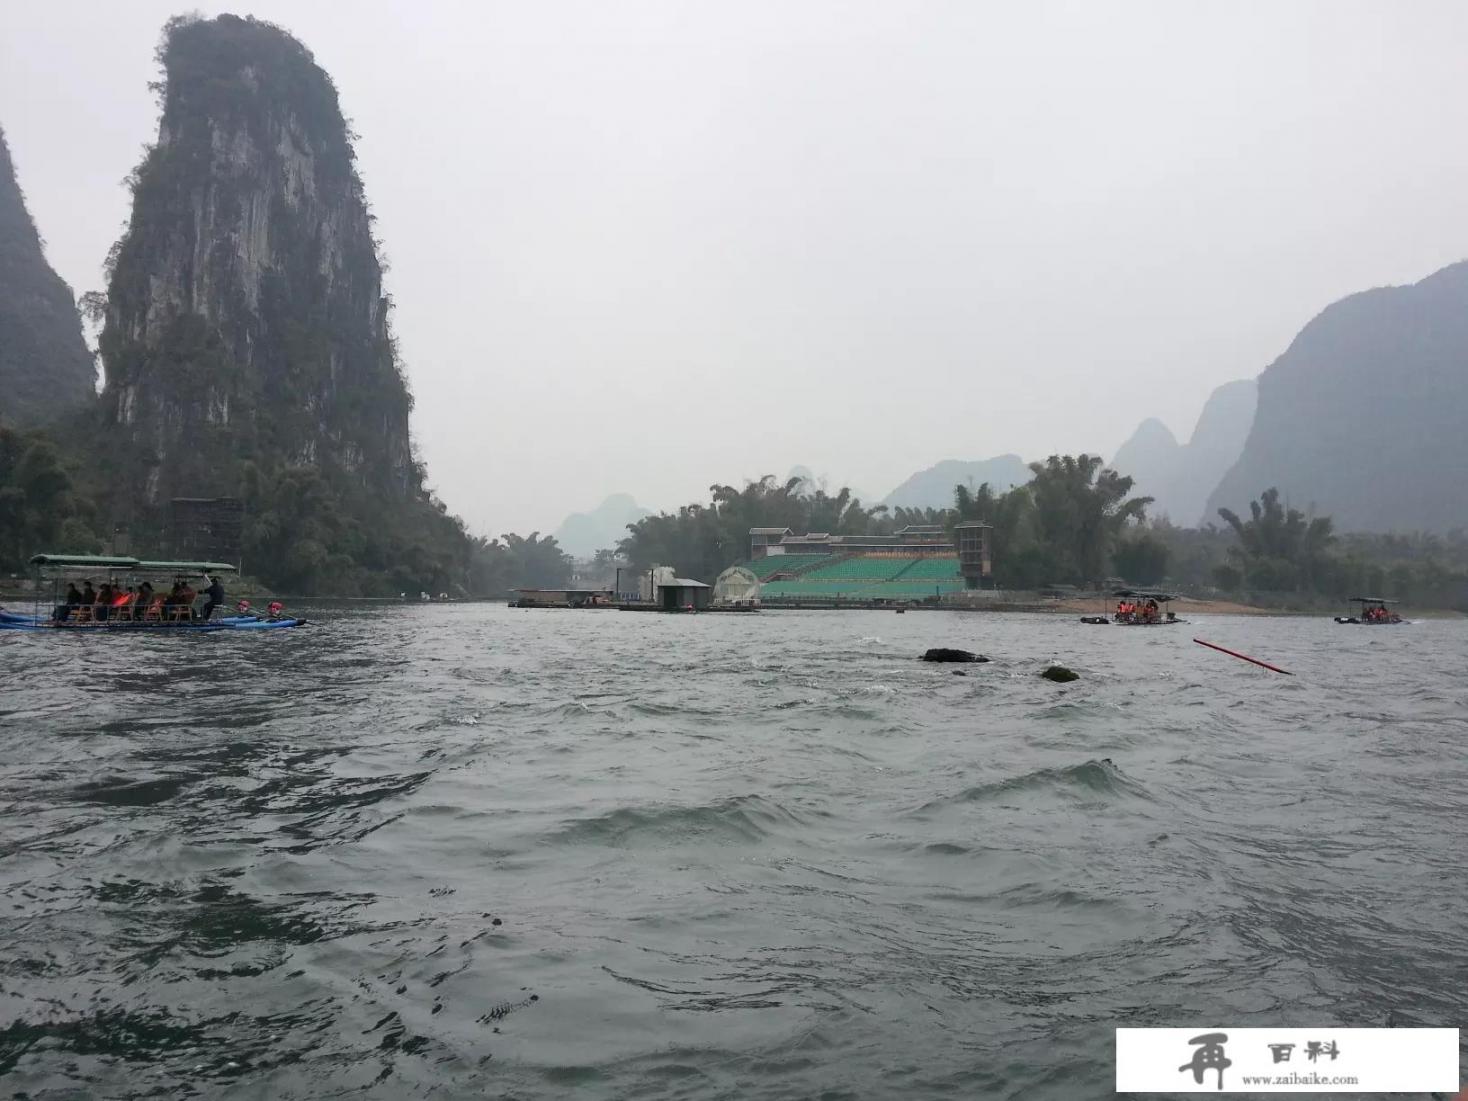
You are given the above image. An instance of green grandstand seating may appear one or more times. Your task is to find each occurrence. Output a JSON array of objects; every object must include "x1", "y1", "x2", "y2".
[
  {"x1": 748, "y1": 552, "x2": 965, "y2": 601},
  {"x1": 894, "y1": 557, "x2": 962, "y2": 581},
  {"x1": 800, "y1": 556, "x2": 916, "y2": 582},
  {"x1": 757, "y1": 579, "x2": 965, "y2": 601},
  {"x1": 742, "y1": 555, "x2": 831, "y2": 581}
]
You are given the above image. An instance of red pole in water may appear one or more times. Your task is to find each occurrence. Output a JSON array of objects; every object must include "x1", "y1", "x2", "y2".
[{"x1": 1193, "y1": 637, "x2": 1292, "y2": 676}]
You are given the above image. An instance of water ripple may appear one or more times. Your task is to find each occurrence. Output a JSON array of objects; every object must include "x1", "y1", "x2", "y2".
[{"x1": 1, "y1": 604, "x2": 1465, "y2": 1097}]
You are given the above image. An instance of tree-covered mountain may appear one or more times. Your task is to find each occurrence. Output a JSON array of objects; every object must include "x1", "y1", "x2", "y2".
[
  {"x1": 879, "y1": 455, "x2": 1031, "y2": 511},
  {"x1": 0, "y1": 125, "x2": 95, "y2": 427},
  {"x1": 1110, "y1": 378, "x2": 1256, "y2": 525},
  {"x1": 91, "y1": 15, "x2": 473, "y2": 593},
  {"x1": 553, "y1": 493, "x2": 651, "y2": 558},
  {"x1": 1207, "y1": 262, "x2": 1468, "y2": 533}
]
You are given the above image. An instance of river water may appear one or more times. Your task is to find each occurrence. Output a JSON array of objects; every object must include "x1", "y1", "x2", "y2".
[{"x1": 1, "y1": 605, "x2": 1464, "y2": 1099}]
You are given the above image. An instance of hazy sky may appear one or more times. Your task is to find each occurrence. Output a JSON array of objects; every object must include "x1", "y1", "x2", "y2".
[{"x1": 4, "y1": 1, "x2": 1468, "y2": 535}]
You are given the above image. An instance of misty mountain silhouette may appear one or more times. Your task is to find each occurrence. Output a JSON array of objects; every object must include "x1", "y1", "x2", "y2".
[
  {"x1": 880, "y1": 455, "x2": 1032, "y2": 511},
  {"x1": 553, "y1": 493, "x2": 651, "y2": 557},
  {"x1": 1207, "y1": 261, "x2": 1468, "y2": 533},
  {"x1": 1110, "y1": 379, "x2": 1256, "y2": 525}
]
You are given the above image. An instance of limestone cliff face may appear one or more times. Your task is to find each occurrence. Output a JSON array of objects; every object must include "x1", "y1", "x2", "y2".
[
  {"x1": 1207, "y1": 262, "x2": 1468, "y2": 533},
  {"x1": 0, "y1": 125, "x2": 95, "y2": 426},
  {"x1": 99, "y1": 14, "x2": 415, "y2": 505}
]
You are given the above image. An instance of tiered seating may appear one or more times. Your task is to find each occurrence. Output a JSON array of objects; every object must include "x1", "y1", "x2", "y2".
[
  {"x1": 800, "y1": 556, "x2": 916, "y2": 583},
  {"x1": 743, "y1": 554, "x2": 830, "y2": 580},
  {"x1": 750, "y1": 552, "x2": 968, "y2": 602},
  {"x1": 894, "y1": 557, "x2": 962, "y2": 581}
]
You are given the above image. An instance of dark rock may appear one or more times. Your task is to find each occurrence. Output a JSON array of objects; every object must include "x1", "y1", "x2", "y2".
[
  {"x1": 922, "y1": 648, "x2": 988, "y2": 663},
  {"x1": 1041, "y1": 665, "x2": 1079, "y2": 682}
]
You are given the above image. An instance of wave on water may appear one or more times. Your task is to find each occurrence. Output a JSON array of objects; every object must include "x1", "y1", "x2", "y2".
[
  {"x1": 70, "y1": 774, "x2": 194, "y2": 807},
  {"x1": 915, "y1": 758, "x2": 1151, "y2": 812},
  {"x1": 5, "y1": 606, "x2": 1467, "y2": 1099},
  {"x1": 550, "y1": 793, "x2": 813, "y2": 848}
]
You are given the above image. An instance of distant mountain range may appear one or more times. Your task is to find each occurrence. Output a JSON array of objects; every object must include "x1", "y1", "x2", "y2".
[
  {"x1": 1207, "y1": 260, "x2": 1468, "y2": 533},
  {"x1": 1110, "y1": 379, "x2": 1257, "y2": 525},
  {"x1": 879, "y1": 455, "x2": 1032, "y2": 511},
  {"x1": 553, "y1": 493, "x2": 651, "y2": 557},
  {"x1": 786, "y1": 465, "x2": 877, "y2": 505}
]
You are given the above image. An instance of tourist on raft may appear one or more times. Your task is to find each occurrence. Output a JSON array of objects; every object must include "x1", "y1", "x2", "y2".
[
  {"x1": 52, "y1": 582, "x2": 83, "y2": 623},
  {"x1": 198, "y1": 574, "x2": 226, "y2": 621}
]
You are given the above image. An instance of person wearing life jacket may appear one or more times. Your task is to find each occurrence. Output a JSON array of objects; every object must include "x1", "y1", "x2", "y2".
[
  {"x1": 111, "y1": 586, "x2": 135, "y2": 621},
  {"x1": 176, "y1": 580, "x2": 197, "y2": 620},
  {"x1": 267, "y1": 600, "x2": 285, "y2": 620}
]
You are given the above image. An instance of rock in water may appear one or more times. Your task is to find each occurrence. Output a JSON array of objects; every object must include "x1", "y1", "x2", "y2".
[
  {"x1": 95, "y1": 15, "x2": 445, "y2": 587},
  {"x1": 0, "y1": 126, "x2": 95, "y2": 426},
  {"x1": 1041, "y1": 665, "x2": 1079, "y2": 683},
  {"x1": 922, "y1": 648, "x2": 988, "y2": 663}
]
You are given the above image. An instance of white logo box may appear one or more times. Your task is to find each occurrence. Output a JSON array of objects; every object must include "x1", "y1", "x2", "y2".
[{"x1": 1116, "y1": 1027, "x2": 1459, "y2": 1093}]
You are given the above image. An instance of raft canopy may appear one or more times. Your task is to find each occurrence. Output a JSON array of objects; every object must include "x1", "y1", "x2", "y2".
[
  {"x1": 29, "y1": 554, "x2": 141, "y2": 568},
  {"x1": 1112, "y1": 589, "x2": 1176, "y2": 601},
  {"x1": 136, "y1": 561, "x2": 238, "y2": 574},
  {"x1": 1349, "y1": 596, "x2": 1398, "y2": 604},
  {"x1": 28, "y1": 554, "x2": 237, "y2": 575}
]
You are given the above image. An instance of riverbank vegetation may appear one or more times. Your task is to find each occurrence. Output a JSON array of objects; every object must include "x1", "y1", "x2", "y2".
[
  {"x1": 8, "y1": 425, "x2": 1462, "y2": 609},
  {"x1": 616, "y1": 459, "x2": 1468, "y2": 611},
  {"x1": 617, "y1": 455, "x2": 1154, "y2": 589},
  {"x1": 0, "y1": 421, "x2": 573, "y2": 597}
]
